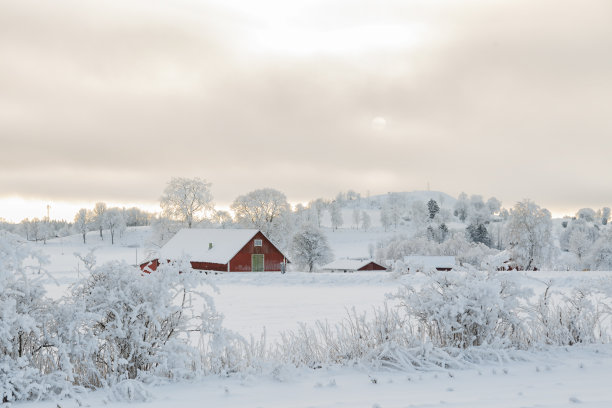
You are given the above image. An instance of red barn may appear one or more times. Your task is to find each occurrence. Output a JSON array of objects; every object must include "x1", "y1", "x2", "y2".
[
  {"x1": 140, "y1": 228, "x2": 288, "y2": 273},
  {"x1": 321, "y1": 259, "x2": 388, "y2": 273}
]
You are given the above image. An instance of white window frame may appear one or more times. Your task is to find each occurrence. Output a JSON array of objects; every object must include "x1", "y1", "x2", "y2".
[{"x1": 254, "y1": 239, "x2": 263, "y2": 247}]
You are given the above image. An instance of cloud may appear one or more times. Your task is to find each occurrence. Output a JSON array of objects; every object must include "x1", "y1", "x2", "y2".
[{"x1": 1, "y1": 0, "x2": 611, "y2": 212}]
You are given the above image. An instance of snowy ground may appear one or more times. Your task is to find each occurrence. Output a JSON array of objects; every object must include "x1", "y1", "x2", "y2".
[
  {"x1": 17, "y1": 229, "x2": 612, "y2": 407},
  {"x1": 20, "y1": 344, "x2": 612, "y2": 408}
]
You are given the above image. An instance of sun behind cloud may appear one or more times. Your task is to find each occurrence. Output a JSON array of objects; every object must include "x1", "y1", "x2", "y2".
[{"x1": 371, "y1": 116, "x2": 386, "y2": 132}]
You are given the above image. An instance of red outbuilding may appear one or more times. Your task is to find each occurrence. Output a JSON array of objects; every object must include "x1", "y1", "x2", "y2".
[
  {"x1": 321, "y1": 259, "x2": 388, "y2": 273},
  {"x1": 140, "y1": 228, "x2": 289, "y2": 273}
]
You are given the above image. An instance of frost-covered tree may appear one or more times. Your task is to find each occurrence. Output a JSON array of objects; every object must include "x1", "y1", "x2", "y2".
[
  {"x1": 352, "y1": 208, "x2": 360, "y2": 229},
  {"x1": 73, "y1": 208, "x2": 91, "y2": 244},
  {"x1": 380, "y1": 204, "x2": 391, "y2": 232},
  {"x1": 387, "y1": 193, "x2": 404, "y2": 228},
  {"x1": 426, "y1": 225, "x2": 436, "y2": 241},
  {"x1": 576, "y1": 208, "x2": 597, "y2": 222},
  {"x1": 486, "y1": 197, "x2": 502, "y2": 214},
  {"x1": 467, "y1": 206, "x2": 491, "y2": 226},
  {"x1": 427, "y1": 199, "x2": 440, "y2": 219},
  {"x1": 560, "y1": 219, "x2": 599, "y2": 253},
  {"x1": 93, "y1": 202, "x2": 107, "y2": 240},
  {"x1": 212, "y1": 210, "x2": 233, "y2": 229},
  {"x1": 231, "y1": 188, "x2": 291, "y2": 239},
  {"x1": 410, "y1": 201, "x2": 429, "y2": 230},
  {"x1": 289, "y1": 227, "x2": 333, "y2": 272},
  {"x1": 467, "y1": 223, "x2": 491, "y2": 247},
  {"x1": 586, "y1": 230, "x2": 612, "y2": 270},
  {"x1": 454, "y1": 192, "x2": 469, "y2": 222},
  {"x1": 329, "y1": 201, "x2": 343, "y2": 231},
  {"x1": 150, "y1": 216, "x2": 181, "y2": 247},
  {"x1": 104, "y1": 208, "x2": 126, "y2": 245},
  {"x1": 470, "y1": 195, "x2": 485, "y2": 211},
  {"x1": 601, "y1": 207, "x2": 610, "y2": 225},
  {"x1": 346, "y1": 190, "x2": 361, "y2": 202},
  {"x1": 438, "y1": 223, "x2": 449, "y2": 243},
  {"x1": 569, "y1": 229, "x2": 591, "y2": 263},
  {"x1": 504, "y1": 200, "x2": 553, "y2": 270},
  {"x1": 160, "y1": 177, "x2": 214, "y2": 228},
  {"x1": 18, "y1": 218, "x2": 32, "y2": 241},
  {"x1": 28, "y1": 218, "x2": 44, "y2": 242},
  {"x1": 308, "y1": 198, "x2": 326, "y2": 228},
  {"x1": 361, "y1": 211, "x2": 371, "y2": 231},
  {"x1": 123, "y1": 207, "x2": 153, "y2": 227}
]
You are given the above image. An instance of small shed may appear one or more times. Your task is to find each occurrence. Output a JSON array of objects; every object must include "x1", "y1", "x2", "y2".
[
  {"x1": 141, "y1": 228, "x2": 288, "y2": 273},
  {"x1": 403, "y1": 256, "x2": 455, "y2": 272},
  {"x1": 322, "y1": 259, "x2": 388, "y2": 273}
]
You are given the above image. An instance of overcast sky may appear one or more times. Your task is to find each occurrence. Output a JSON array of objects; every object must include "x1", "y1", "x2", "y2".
[{"x1": 1, "y1": 0, "x2": 611, "y2": 221}]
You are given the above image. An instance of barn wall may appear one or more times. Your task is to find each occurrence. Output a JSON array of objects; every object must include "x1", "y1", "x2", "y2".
[
  {"x1": 230, "y1": 231, "x2": 285, "y2": 272},
  {"x1": 140, "y1": 259, "x2": 160, "y2": 273},
  {"x1": 191, "y1": 261, "x2": 227, "y2": 272}
]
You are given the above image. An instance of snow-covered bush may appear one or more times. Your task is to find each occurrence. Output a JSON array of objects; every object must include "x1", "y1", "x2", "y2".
[
  {"x1": 525, "y1": 282, "x2": 610, "y2": 346},
  {"x1": 55, "y1": 256, "x2": 210, "y2": 388},
  {"x1": 393, "y1": 270, "x2": 529, "y2": 348},
  {"x1": 0, "y1": 231, "x2": 73, "y2": 402},
  {"x1": 273, "y1": 305, "x2": 410, "y2": 368},
  {"x1": 198, "y1": 299, "x2": 267, "y2": 375}
]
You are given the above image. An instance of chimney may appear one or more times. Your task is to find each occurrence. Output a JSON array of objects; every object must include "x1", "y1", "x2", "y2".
[{"x1": 209, "y1": 242, "x2": 213, "y2": 250}]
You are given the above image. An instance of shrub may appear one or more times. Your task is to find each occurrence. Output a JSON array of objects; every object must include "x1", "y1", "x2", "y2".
[{"x1": 392, "y1": 270, "x2": 529, "y2": 348}]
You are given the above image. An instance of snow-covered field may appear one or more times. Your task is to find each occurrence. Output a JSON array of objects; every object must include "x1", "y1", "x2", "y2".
[
  {"x1": 16, "y1": 228, "x2": 612, "y2": 408},
  {"x1": 19, "y1": 343, "x2": 612, "y2": 408}
]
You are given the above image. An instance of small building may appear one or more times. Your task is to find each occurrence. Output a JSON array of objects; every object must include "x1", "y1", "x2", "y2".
[
  {"x1": 403, "y1": 256, "x2": 455, "y2": 272},
  {"x1": 321, "y1": 259, "x2": 388, "y2": 273},
  {"x1": 140, "y1": 228, "x2": 288, "y2": 273}
]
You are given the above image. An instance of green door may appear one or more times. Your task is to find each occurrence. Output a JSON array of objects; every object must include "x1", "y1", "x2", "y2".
[{"x1": 252, "y1": 254, "x2": 264, "y2": 272}]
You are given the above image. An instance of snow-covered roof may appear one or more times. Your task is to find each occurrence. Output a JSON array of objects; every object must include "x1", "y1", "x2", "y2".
[
  {"x1": 481, "y1": 250, "x2": 512, "y2": 270},
  {"x1": 322, "y1": 259, "x2": 384, "y2": 271},
  {"x1": 160, "y1": 228, "x2": 261, "y2": 264},
  {"x1": 403, "y1": 256, "x2": 456, "y2": 269}
]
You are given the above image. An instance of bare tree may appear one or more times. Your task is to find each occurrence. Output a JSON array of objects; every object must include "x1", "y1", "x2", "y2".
[{"x1": 160, "y1": 177, "x2": 214, "y2": 228}]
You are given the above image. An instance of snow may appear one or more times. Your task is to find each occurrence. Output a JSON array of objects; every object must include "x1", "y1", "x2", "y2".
[
  {"x1": 321, "y1": 258, "x2": 384, "y2": 271},
  {"x1": 404, "y1": 255, "x2": 456, "y2": 269},
  {"x1": 158, "y1": 228, "x2": 262, "y2": 264},
  {"x1": 12, "y1": 227, "x2": 612, "y2": 407},
  {"x1": 323, "y1": 228, "x2": 392, "y2": 258},
  {"x1": 19, "y1": 345, "x2": 612, "y2": 408}
]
